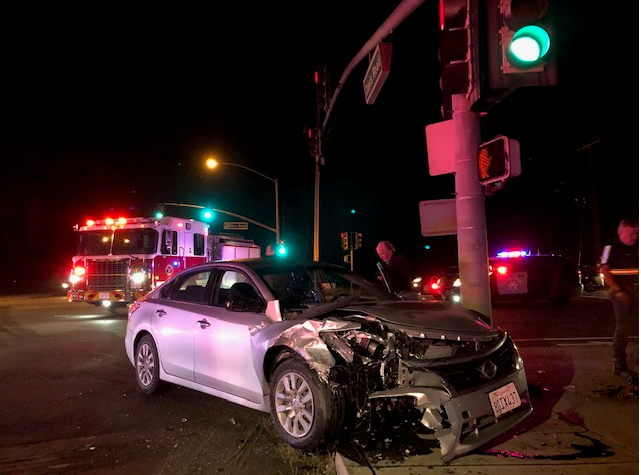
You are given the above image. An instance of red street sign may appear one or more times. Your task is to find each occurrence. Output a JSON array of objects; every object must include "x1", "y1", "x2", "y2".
[{"x1": 363, "y1": 43, "x2": 392, "y2": 105}]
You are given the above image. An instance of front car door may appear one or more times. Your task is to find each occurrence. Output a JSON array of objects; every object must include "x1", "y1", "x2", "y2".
[{"x1": 193, "y1": 268, "x2": 268, "y2": 405}]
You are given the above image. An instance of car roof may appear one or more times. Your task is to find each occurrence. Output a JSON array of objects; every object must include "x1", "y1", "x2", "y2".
[{"x1": 206, "y1": 257, "x2": 350, "y2": 272}]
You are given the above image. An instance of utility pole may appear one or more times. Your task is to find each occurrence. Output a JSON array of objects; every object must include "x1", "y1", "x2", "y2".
[
  {"x1": 452, "y1": 94, "x2": 492, "y2": 321},
  {"x1": 311, "y1": 67, "x2": 329, "y2": 261}
]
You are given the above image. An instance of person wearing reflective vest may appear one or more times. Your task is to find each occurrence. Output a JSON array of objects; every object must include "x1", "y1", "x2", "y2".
[{"x1": 601, "y1": 219, "x2": 639, "y2": 382}]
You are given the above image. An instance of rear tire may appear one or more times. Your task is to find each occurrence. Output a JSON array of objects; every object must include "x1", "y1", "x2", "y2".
[{"x1": 135, "y1": 335, "x2": 167, "y2": 394}]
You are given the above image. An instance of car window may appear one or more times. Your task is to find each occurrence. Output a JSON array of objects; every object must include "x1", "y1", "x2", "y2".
[
  {"x1": 167, "y1": 270, "x2": 212, "y2": 304},
  {"x1": 212, "y1": 270, "x2": 256, "y2": 309},
  {"x1": 261, "y1": 267, "x2": 321, "y2": 309},
  {"x1": 257, "y1": 265, "x2": 392, "y2": 311},
  {"x1": 312, "y1": 269, "x2": 382, "y2": 302}
]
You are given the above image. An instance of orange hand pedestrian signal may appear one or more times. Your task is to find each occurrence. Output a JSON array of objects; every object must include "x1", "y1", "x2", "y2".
[{"x1": 478, "y1": 136, "x2": 521, "y2": 186}]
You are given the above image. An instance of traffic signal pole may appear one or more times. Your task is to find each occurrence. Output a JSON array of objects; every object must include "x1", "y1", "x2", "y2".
[{"x1": 452, "y1": 93, "x2": 492, "y2": 323}]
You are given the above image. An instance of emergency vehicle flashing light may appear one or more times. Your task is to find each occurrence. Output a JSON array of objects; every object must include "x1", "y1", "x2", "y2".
[{"x1": 496, "y1": 250, "x2": 530, "y2": 258}]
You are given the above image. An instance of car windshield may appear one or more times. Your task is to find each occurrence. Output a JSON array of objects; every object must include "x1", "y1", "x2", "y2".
[{"x1": 255, "y1": 264, "x2": 396, "y2": 311}]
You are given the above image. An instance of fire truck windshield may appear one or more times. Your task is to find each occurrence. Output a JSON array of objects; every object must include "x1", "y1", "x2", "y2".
[{"x1": 78, "y1": 229, "x2": 159, "y2": 255}]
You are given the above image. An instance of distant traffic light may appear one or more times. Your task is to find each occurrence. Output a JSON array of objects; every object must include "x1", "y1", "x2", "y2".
[
  {"x1": 276, "y1": 243, "x2": 287, "y2": 256},
  {"x1": 201, "y1": 209, "x2": 214, "y2": 221},
  {"x1": 340, "y1": 232, "x2": 349, "y2": 251},
  {"x1": 478, "y1": 135, "x2": 521, "y2": 185},
  {"x1": 154, "y1": 203, "x2": 165, "y2": 219},
  {"x1": 485, "y1": 0, "x2": 557, "y2": 89},
  {"x1": 314, "y1": 67, "x2": 330, "y2": 112},
  {"x1": 354, "y1": 232, "x2": 363, "y2": 250},
  {"x1": 308, "y1": 128, "x2": 320, "y2": 157}
]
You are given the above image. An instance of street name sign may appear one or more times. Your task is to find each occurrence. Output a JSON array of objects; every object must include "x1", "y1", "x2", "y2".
[
  {"x1": 363, "y1": 42, "x2": 392, "y2": 105},
  {"x1": 223, "y1": 221, "x2": 249, "y2": 230}
]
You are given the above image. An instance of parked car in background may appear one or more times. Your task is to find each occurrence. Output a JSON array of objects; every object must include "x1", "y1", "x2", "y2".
[
  {"x1": 427, "y1": 252, "x2": 583, "y2": 305},
  {"x1": 580, "y1": 265, "x2": 605, "y2": 292},
  {"x1": 425, "y1": 266, "x2": 462, "y2": 302},
  {"x1": 125, "y1": 258, "x2": 533, "y2": 462}
]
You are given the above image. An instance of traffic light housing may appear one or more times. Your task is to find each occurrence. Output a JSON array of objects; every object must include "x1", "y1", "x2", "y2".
[
  {"x1": 485, "y1": 0, "x2": 557, "y2": 89},
  {"x1": 308, "y1": 128, "x2": 320, "y2": 157},
  {"x1": 478, "y1": 135, "x2": 521, "y2": 185},
  {"x1": 314, "y1": 67, "x2": 330, "y2": 112},
  {"x1": 354, "y1": 232, "x2": 363, "y2": 250},
  {"x1": 438, "y1": 0, "x2": 481, "y2": 119},
  {"x1": 340, "y1": 232, "x2": 349, "y2": 251}
]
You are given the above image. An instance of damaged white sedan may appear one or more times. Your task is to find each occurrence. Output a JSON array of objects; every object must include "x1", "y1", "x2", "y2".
[{"x1": 125, "y1": 258, "x2": 532, "y2": 462}]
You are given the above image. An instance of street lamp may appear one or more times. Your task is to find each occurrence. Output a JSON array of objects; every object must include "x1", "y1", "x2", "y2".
[{"x1": 205, "y1": 158, "x2": 280, "y2": 243}]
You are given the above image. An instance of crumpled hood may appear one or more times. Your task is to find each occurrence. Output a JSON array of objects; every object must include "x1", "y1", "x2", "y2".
[{"x1": 343, "y1": 300, "x2": 492, "y2": 334}]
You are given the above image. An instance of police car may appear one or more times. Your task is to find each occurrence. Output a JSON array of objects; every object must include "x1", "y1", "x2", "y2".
[{"x1": 428, "y1": 251, "x2": 583, "y2": 305}]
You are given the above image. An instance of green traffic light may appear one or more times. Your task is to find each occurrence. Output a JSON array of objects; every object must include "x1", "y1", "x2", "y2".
[
  {"x1": 276, "y1": 243, "x2": 287, "y2": 256},
  {"x1": 154, "y1": 211, "x2": 164, "y2": 219},
  {"x1": 508, "y1": 25, "x2": 551, "y2": 65},
  {"x1": 201, "y1": 210, "x2": 214, "y2": 221}
]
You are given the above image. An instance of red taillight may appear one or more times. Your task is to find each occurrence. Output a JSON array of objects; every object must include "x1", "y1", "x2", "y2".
[{"x1": 496, "y1": 266, "x2": 508, "y2": 275}]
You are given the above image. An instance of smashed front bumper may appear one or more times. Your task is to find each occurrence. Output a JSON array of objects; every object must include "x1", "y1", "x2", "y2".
[{"x1": 369, "y1": 365, "x2": 532, "y2": 462}]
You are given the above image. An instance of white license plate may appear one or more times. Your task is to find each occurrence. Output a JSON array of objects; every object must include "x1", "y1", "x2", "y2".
[
  {"x1": 489, "y1": 382, "x2": 521, "y2": 418},
  {"x1": 99, "y1": 293, "x2": 110, "y2": 300}
]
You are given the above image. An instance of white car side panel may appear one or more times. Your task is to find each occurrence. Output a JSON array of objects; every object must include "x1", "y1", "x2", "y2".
[
  {"x1": 150, "y1": 303, "x2": 197, "y2": 381},
  {"x1": 194, "y1": 311, "x2": 269, "y2": 404}
]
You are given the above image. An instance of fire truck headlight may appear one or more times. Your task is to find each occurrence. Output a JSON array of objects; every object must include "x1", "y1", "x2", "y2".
[
  {"x1": 69, "y1": 274, "x2": 82, "y2": 284},
  {"x1": 453, "y1": 278, "x2": 461, "y2": 287},
  {"x1": 131, "y1": 271, "x2": 146, "y2": 285}
]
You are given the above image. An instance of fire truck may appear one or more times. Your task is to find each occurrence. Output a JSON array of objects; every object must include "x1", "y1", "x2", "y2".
[{"x1": 67, "y1": 216, "x2": 260, "y2": 312}]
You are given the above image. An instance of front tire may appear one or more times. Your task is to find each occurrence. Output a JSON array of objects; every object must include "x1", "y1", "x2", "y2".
[
  {"x1": 269, "y1": 357, "x2": 340, "y2": 450},
  {"x1": 135, "y1": 335, "x2": 167, "y2": 394}
]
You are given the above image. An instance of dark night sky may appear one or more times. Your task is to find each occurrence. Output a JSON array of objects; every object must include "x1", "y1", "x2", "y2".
[{"x1": 1, "y1": 2, "x2": 638, "y2": 293}]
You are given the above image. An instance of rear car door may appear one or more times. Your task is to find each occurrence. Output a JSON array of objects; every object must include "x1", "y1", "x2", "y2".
[{"x1": 150, "y1": 269, "x2": 213, "y2": 381}]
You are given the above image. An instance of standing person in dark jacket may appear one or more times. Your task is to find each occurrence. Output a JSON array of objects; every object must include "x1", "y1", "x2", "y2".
[
  {"x1": 376, "y1": 240, "x2": 412, "y2": 293},
  {"x1": 601, "y1": 219, "x2": 639, "y2": 382}
]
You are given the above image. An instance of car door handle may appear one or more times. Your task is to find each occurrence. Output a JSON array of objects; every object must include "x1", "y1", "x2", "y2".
[
  {"x1": 197, "y1": 319, "x2": 210, "y2": 328},
  {"x1": 155, "y1": 309, "x2": 166, "y2": 317}
]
